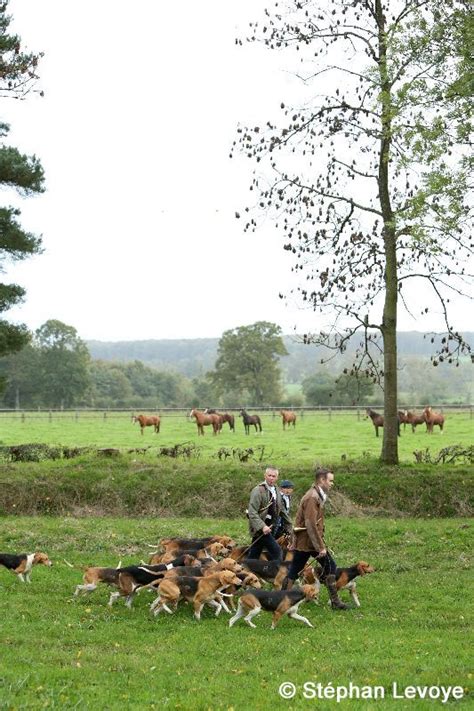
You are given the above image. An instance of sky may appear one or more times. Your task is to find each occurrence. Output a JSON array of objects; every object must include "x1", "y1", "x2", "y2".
[{"x1": 2, "y1": 0, "x2": 472, "y2": 343}]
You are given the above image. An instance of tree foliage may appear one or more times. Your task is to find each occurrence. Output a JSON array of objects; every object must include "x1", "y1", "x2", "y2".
[
  {"x1": 302, "y1": 369, "x2": 375, "y2": 406},
  {"x1": 233, "y1": 0, "x2": 472, "y2": 462},
  {"x1": 0, "y1": 2, "x2": 44, "y2": 358},
  {"x1": 210, "y1": 321, "x2": 288, "y2": 405},
  {"x1": 34, "y1": 320, "x2": 91, "y2": 408}
]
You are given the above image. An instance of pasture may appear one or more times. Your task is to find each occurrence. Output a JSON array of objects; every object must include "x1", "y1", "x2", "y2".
[
  {"x1": 0, "y1": 408, "x2": 472, "y2": 466},
  {"x1": 0, "y1": 516, "x2": 472, "y2": 710},
  {"x1": 0, "y1": 410, "x2": 472, "y2": 708}
]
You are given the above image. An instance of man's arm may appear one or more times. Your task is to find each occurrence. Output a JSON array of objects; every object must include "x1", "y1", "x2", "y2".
[
  {"x1": 304, "y1": 496, "x2": 325, "y2": 551},
  {"x1": 247, "y1": 487, "x2": 267, "y2": 533}
]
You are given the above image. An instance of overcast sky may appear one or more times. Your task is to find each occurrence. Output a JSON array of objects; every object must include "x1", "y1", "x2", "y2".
[{"x1": 2, "y1": 0, "x2": 472, "y2": 342}]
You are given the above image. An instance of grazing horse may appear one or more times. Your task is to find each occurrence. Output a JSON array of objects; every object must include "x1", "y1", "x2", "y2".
[
  {"x1": 204, "y1": 409, "x2": 235, "y2": 432},
  {"x1": 423, "y1": 406, "x2": 445, "y2": 434},
  {"x1": 189, "y1": 409, "x2": 220, "y2": 436},
  {"x1": 280, "y1": 409, "x2": 297, "y2": 430},
  {"x1": 366, "y1": 409, "x2": 401, "y2": 438},
  {"x1": 132, "y1": 414, "x2": 160, "y2": 435},
  {"x1": 239, "y1": 409, "x2": 262, "y2": 435},
  {"x1": 405, "y1": 410, "x2": 426, "y2": 433},
  {"x1": 397, "y1": 410, "x2": 410, "y2": 431}
]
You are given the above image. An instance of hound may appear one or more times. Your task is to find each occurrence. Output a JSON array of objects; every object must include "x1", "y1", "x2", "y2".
[
  {"x1": 151, "y1": 570, "x2": 242, "y2": 620},
  {"x1": 229, "y1": 585, "x2": 318, "y2": 629},
  {"x1": 302, "y1": 560, "x2": 375, "y2": 607},
  {"x1": 0, "y1": 552, "x2": 52, "y2": 583}
]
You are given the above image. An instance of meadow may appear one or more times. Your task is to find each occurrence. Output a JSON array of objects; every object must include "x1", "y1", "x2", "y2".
[
  {"x1": 0, "y1": 408, "x2": 472, "y2": 466},
  {"x1": 0, "y1": 410, "x2": 472, "y2": 709},
  {"x1": 0, "y1": 516, "x2": 472, "y2": 710}
]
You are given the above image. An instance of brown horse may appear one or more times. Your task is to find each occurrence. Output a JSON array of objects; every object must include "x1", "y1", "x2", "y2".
[
  {"x1": 280, "y1": 409, "x2": 297, "y2": 430},
  {"x1": 423, "y1": 406, "x2": 445, "y2": 434},
  {"x1": 405, "y1": 410, "x2": 426, "y2": 433},
  {"x1": 397, "y1": 410, "x2": 410, "y2": 431},
  {"x1": 366, "y1": 408, "x2": 402, "y2": 437},
  {"x1": 132, "y1": 414, "x2": 160, "y2": 434},
  {"x1": 204, "y1": 409, "x2": 235, "y2": 432},
  {"x1": 189, "y1": 409, "x2": 220, "y2": 436}
]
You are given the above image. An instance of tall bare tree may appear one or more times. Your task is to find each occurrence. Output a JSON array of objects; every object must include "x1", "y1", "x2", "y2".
[{"x1": 233, "y1": 0, "x2": 472, "y2": 463}]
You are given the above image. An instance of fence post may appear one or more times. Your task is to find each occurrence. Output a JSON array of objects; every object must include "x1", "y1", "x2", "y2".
[
  {"x1": 103, "y1": 411, "x2": 107, "y2": 421},
  {"x1": 75, "y1": 411, "x2": 79, "y2": 421},
  {"x1": 49, "y1": 411, "x2": 52, "y2": 422},
  {"x1": 357, "y1": 409, "x2": 360, "y2": 421},
  {"x1": 328, "y1": 407, "x2": 332, "y2": 421},
  {"x1": 21, "y1": 411, "x2": 25, "y2": 423}
]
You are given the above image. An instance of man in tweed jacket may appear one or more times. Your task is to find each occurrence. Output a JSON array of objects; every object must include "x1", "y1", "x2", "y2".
[
  {"x1": 282, "y1": 467, "x2": 348, "y2": 609},
  {"x1": 246, "y1": 466, "x2": 292, "y2": 561}
]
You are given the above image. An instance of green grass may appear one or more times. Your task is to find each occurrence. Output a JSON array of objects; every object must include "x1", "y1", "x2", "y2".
[
  {"x1": 0, "y1": 410, "x2": 472, "y2": 518},
  {"x1": 0, "y1": 516, "x2": 472, "y2": 710},
  {"x1": 0, "y1": 409, "x2": 472, "y2": 465}
]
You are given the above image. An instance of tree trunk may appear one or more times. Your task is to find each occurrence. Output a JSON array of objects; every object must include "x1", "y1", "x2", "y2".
[
  {"x1": 381, "y1": 234, "x2": 399, "y2": 464},
  {"x1": 377, "y1": 0, "x2": 399, "y2": 464}
]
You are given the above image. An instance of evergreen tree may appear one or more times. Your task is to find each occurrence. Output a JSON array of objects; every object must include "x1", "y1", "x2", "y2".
[{"x1": 0, "y1": 1, "x2": 45, "y2": 359}]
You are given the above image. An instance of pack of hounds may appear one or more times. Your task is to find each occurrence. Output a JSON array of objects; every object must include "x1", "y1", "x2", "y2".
[{"x1": 0, "y1": 538, "x2": 374, "y2": 629}]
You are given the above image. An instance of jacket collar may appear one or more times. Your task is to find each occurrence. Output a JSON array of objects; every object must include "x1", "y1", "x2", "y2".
[{"x1": 313, "y1": 484, "x2": 327, "y2": 503}]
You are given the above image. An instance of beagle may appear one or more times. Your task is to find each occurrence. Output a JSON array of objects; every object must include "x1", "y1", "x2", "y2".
[
  {"x1": 229, "y1": 542, "x2": 292, "y2": 563},
  {"x1": 159, "y1": 542, "x2": 228, "y2": 564},
  {"x1": 74, "y1": 565, "x2": 120, "y2": 597},
  {"x1": 241, "y1": 558, "x2": 292, "y2": 589},
  {"x1": 229, "y1": 585, "x2": 318, "y2": 629},
  {"x1": 74, "y1": 563, "x2": 169, "y2": 601},
  {"x1": 148, "y1": 552, "x2": 197, "y2": 566},
  {"x1": 151, "y1": 570, "x2": 242, "y2": 620},
  {"x1": 302, "y1": 560, "x2": 375, "y2": 607},
  {"x1": 107, "y1": 564, "x2": 172, "y2": 607},
  {"x1": 223, "y1": 571, "x2": 262, "y2": 611},
  {"x1": 164, "y1": 558, "x2": 242, "y2": 581},
  {"x1": 160, "y1": 536, "x2": 235, "y2": 557},
  {"x1": 0, "y1": 552, "x2": 52, "y2": 583}
]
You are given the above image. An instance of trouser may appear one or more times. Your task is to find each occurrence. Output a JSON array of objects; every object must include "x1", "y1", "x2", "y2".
[
  {"x1": 246, "y1": 532, "x2": 282, "y2": 561},
  {"x1": 287, "y1": 549, "x2": 337, "y2": 581}
]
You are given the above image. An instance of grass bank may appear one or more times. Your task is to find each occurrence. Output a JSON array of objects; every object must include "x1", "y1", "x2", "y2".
[{"x1": 0, "y1": 455, "x2": 472, "y2": 517}]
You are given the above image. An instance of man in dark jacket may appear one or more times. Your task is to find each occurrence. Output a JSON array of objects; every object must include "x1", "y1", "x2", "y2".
[
  {"x1": 246, "y1": 466, "x2": 292, "y2": 561},
  {"x1": 283, "y1": 467, "x2": 348, "y2": 609},
  {"x1": 273, "y1": 479, "x2": 294, "y2": 540}
]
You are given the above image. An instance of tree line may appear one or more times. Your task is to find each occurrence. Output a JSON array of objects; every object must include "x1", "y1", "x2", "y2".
[{"x1": 0, "y1": 319, "x2": 471, "y2": 410}]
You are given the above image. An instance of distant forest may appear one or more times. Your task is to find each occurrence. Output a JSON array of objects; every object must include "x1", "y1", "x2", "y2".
[
  {"x1": 87, "y1": 332, "x2": 474, "y2": 405},
  {"x1": 87, "y1": 332, "x2": 473, "y2": 380},
  {"x1": 1, "y1": 329, "x2": 472, "y2": 409}
]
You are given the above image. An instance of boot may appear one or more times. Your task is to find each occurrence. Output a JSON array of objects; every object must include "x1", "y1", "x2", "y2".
[
  {"x1": 280, "y1": 576, "x2": 294, "y2": 591},
  {"x1": 326, "y1": 574, "x2": 349, "y2": 610}
]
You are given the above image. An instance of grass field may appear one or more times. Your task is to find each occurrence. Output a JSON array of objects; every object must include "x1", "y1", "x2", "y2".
[
  {"x1": 0, "y1": 411, "x2": 472, "y2": 708},
  {"x1": 0, "y1": 516, "x2": 472, "y2": 710},
  {"x1": 0, "y1": 409, "x2": 472, "y2": 466}
]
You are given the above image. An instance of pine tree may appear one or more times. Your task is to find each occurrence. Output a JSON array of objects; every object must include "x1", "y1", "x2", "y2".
[{"x1": 0, "y1": 0, "x2": 45, "y2": 358}]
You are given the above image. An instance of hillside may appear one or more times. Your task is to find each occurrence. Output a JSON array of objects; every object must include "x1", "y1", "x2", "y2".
[{"x1": 87, "y1": 331, "x2": 474, "y2": 383}]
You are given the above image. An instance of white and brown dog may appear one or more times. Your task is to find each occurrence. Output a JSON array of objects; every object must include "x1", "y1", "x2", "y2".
[{"x1": 0, "y1": 552, "x2": 52, "y2": 583}]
